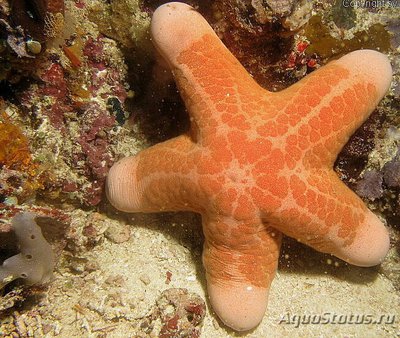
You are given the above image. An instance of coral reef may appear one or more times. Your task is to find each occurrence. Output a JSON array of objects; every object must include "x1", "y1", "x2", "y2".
[
  {"x1": 16, "y1": 36, "x2": 129, "y2": 205},
  {"x1": 0, "y1": 0, "x2": 143, "y2": 206},
  {"x1": 0, "y1": 0, "x2": 65, "y2": 84},
  {"x1": 87, "y1": 0, "x2": 151, "y2": 51},
  {"x1": 11, "y1": 0, "x2": 65, "y2": 43}
]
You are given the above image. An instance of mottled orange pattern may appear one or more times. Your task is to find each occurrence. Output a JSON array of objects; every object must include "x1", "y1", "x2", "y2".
[{"x1": 107, "y1": 2, "x2": 391, "y2": 332}]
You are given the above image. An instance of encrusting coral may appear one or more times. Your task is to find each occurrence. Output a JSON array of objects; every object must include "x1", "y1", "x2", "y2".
[
  {"x1": 0, "y1": 112, "x2": 32, "y2": 171},
  {"x1": 0, "y1": 212, "x2": 54, "y2": 289},
  {"x1": 0, "y1": 109, "x2": 44, "y2": 203},
  {"x1": 107, "y1": 2, "x2": 392, "y2": 331}
]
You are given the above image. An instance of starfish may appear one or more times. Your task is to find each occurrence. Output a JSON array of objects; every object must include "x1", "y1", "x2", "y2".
[{"x1": 106, "y1": 2, "x2": 392, "y2": 332}]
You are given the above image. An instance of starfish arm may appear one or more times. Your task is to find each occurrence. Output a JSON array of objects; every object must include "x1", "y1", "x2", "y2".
[
  {"x1": 151, "y1": 3, "x2": 266, "y2": 140},
  {"x1": 276, "y1": 50, "x2": 392, "y2": 167},
  {"x1": 201, "y1": 216, "x2": 281, "y2": 331},
  {"x1": 260, "y1": 169, "x2": 389, "y2": 267},
  {"x1": 106, "y1": 135, "x2": 201, "y2": 212}
]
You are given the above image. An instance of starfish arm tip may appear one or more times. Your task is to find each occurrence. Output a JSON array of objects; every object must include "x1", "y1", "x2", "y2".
[
  {"x1": 338, "y1": 49, "x2": 392, "y2": 98},
  {"x1": 106, "y1": 156, "x2": 141, "y2": 212},
  {"x1": 151, "y1": 2, "x2": 210, "y2": 66},
  {"x1": 208, "y1": 282, "x2": 268, "y2": 331},
  {"x1": 336, "y1": 211, "x2": 390, "y2": 267}
]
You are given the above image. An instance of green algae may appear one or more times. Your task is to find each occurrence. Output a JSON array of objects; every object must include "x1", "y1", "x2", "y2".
[
  {"x1": 304, "y1": 15, "x2": 391, "y2": 59},
  {"x1": 331, "y1": 0, "x2": 356, "y2": 29}
]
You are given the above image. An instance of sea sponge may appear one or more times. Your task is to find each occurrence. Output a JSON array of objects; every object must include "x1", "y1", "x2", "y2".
[{"x1": 0, "y1": 212, "x2": 54, "y2": 289}]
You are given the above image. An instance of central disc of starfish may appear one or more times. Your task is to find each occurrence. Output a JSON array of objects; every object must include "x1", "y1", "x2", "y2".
[{"x1": 106, "y1": 2, "x2": 391, "y2": 332}]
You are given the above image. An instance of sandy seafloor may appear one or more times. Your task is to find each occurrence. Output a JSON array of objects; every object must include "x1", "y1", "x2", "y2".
[{"x1": 36, "y1": 210, "x2": 399, "y2": 338}]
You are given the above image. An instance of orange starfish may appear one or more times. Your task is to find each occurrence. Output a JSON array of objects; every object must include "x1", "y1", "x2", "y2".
[{"x1": 107, "y1": 2, "x2": 392, "y2": 331}]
